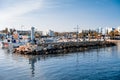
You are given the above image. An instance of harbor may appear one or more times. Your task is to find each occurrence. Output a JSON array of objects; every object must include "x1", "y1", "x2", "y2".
[
  {"x1": 0, "y1": 27, "x2": 119, "y2": 58},
  {"x1": 0, "y1": 27, "x2": 117, "y2": 55},
  {"x1": 0, "y1": 0, "x2": 120, "y2": 80}
]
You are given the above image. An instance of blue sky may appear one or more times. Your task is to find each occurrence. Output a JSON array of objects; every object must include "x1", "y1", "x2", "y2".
[{"x1": 0, "y1": 0, "x2": 120, "y2": 32}]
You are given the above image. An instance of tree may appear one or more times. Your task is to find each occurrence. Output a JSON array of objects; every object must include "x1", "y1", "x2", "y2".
[
  {"x1": 9, "y1": 28, "x2": 16, "y2": 35},
  {"x1": 5, "y1": 28, "x2": 8, "y2": 34},
  {"x1": 108, "y1": 30, "x2": 120, "y2": 39},
  {"x1": 54, "y1": 32, "x2": 59, "y2": 37},
  {"x1": 114, "y1": 30, "x2": 119, "y2": 36},
  {"x1": 78, "y1": 33, "x2": 83, "y2": 38},
  {"x1": 2, "y1": 28, "x2": 9, "y2": 34},
  {"x1": 35, "y1": 32, "x2": 41, "y2": 38}
]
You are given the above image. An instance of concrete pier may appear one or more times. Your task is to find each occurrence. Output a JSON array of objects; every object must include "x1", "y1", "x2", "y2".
[{"x1": 107, "y1": 40, "x2": 120, "y2": 43}]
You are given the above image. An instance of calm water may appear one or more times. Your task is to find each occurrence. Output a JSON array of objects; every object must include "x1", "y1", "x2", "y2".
[{"x1": 0, "y1": 44, "x2": 120, "y2": 80}]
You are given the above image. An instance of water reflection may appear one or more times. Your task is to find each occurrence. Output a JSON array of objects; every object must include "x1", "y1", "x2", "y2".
[
  {"x1": 16, "y1": 48, "x2": 109, "y2": 77},
  {"x1": 12, "y1": 53, "x2": 69, "y2": 77},
  {"x1": 29, "y1": 56, "x2": 37, "y2": 77},
  {"x1": 2, "y1": 45, "x2": 119, "y2": 79}
]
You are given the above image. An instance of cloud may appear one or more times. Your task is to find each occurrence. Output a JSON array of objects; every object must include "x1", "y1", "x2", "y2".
[{"x1": 0, "y1": 0, "x2": 43, "y2": 25}]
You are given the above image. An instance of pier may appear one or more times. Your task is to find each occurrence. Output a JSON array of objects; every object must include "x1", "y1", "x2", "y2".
[
  {"x1": 107, "y1": 40, "x2": 120, "y2": 43},
  {"x1": 13, "y1": 41, "x2": 116, "y2": 55}
]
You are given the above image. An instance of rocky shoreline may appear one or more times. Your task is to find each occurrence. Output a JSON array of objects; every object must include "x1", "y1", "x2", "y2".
[{"x1": 13, "y1": 41, "x2": 116, "y2": 55}]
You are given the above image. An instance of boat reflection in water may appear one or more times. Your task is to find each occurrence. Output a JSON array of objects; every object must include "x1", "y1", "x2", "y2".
[
  {"x1": 9, "y1": 51, "x2": 68, "y2": 78},
  {"x1": 27, "y1": 54, "x2": 69, "y2": 77}
]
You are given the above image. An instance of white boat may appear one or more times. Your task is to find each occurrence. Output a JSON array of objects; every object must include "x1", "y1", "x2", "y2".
[
  {"x1": 40, "y1": 38, "x2": 58, "y2": 43},
  {"x1": 1, "y1": 38, "x2": 26, "y2": 49}
]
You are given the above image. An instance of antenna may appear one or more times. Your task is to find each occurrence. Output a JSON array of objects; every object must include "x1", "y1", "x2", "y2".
[{"x1": 74, "y1": 25, "x2": 80, "y2": 42}]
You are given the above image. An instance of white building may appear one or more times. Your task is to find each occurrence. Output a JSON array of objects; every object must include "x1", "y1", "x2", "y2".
[
  {"x1": 42, "y1": 30, "x2": 55, "y2": 37},
  {"x1": 96, "y1": 27, "x2": 106, "y2": 34},
  {"x1": 106, "y1": 27, "x2": 115, "y2": 34},
  {"x1": 97, "y1": 27, "x2": 103, "y2": 33},
  {"x1": 116, "y1": 26, "x2": 120, "y2": 32},
  {"x1": 47, "y1": 30, "x2": 55, "y2": 37}
]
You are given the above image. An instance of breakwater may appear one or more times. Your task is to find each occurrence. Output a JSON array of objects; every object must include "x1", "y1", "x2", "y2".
[
  {"x1": 13, "y1": 41, "x2": 116, "y2": 55},
  {"x1": 107, "y1": 40, "x2": 120, "y2": 43}
]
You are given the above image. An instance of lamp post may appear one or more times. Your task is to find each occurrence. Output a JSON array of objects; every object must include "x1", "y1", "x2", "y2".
[{"x1": 31, "y1": 27, "x2": 35, "y2": 43}]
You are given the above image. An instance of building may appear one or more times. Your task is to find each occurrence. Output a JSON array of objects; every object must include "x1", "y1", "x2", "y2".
[
  {"x1": 17, "y1": 30, "x2": 31, "y2": 40},
  {"x1": 47, "y1": 30, "x2": 55, "y2": 37},
  {"x1": 106, "y1": 27, "x2": 115, "y2": 34},
  {"x1": 48, "y1": 30, "x2": 55, "y2": 37},
  {"x1": 96, "y1": 27, "x2": 103, "y2": 34},
  {"x1": 116, "y1": 26, "x2": 120, "y2": 32},
  {"x1": 35, "y1": 31, "x2": 43, "y2": 36},
  {"x1": 17, "y1": 30, "x2": 31, "y2": 36}
]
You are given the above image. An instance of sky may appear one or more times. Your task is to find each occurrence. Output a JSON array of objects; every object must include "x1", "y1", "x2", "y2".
[{"x1": 0, "y1": 0, "x2": 120, "y2": 32}]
